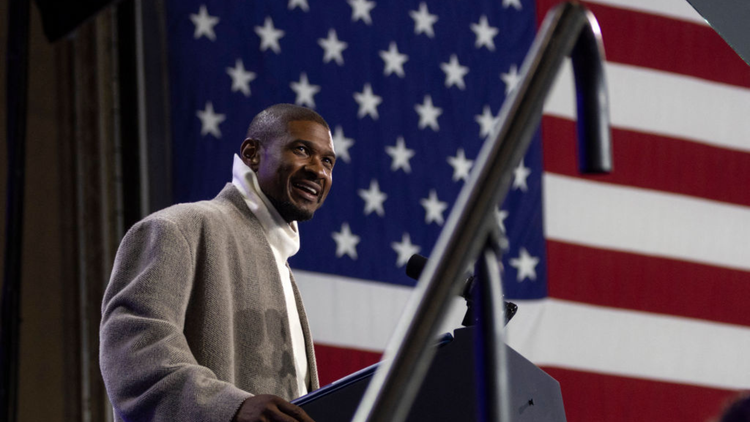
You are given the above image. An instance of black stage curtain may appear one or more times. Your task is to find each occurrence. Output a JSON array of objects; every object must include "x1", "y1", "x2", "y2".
[{"x1": 35, "y1": 0, "x2": 118, "y2": 42}]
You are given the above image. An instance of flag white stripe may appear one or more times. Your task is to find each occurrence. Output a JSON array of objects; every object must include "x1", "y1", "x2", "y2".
[
  {"x1": 296, "y1": 271, "x2": 750, "y2": 390},
  {"x1": 544, "y1": 173, "x2": 750, "y2": 272},
  {"x1": 506, "y1": 298, "x2": 750, "y2": 390},
  {"x1": 586, "y1": 0, "x2": 708, "y2": 25},
  {"x1": 544, "y1": 60, "x2": 750, "y2": 153},
  {"x1": 295, "y1": 270, "x2": 468, "y2": 351}
]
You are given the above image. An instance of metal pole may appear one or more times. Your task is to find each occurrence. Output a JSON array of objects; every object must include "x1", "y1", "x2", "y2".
[
  {"x1": 352, "y1": 3, "x2": 611, "y2": 422},
  {"x1": 475, "y1": 234, "x2": 511, "y2": 422}
]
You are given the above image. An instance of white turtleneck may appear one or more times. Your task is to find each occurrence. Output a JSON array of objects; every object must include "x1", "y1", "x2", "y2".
[{"x1": 231, "y1": 154, "x2": 309, "y2": 396}]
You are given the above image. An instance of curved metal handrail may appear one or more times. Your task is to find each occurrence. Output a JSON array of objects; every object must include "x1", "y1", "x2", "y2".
[{"x1": 352, "y1": 2, "x2": 612, "y2": 422}]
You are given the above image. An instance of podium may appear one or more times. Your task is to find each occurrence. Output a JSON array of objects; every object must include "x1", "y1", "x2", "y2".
[{"x1": 294, "y1": 326, "x2": 567, "y2": 421}]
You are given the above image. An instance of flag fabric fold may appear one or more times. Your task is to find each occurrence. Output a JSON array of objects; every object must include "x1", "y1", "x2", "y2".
[{"x1": 165, "y1": 0, "x2": 750, "y2": 420}]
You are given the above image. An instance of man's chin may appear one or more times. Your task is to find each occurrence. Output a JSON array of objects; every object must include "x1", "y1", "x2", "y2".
[
  {"x1": 287, "y1": 208, "x2": 314, "y2": 222},
  {"x1": 268, "y1": 196, "x2": 315, "y2": 223}
]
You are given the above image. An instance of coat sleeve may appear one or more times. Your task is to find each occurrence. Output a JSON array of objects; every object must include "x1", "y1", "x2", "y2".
[{"x1": 99, "y1": 216, "x2": 251, "y2": 422}]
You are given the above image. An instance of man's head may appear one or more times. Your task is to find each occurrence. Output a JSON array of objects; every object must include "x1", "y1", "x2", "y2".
[{"x1": 241, "y1": 104, "x2": 335, "y2": 223}]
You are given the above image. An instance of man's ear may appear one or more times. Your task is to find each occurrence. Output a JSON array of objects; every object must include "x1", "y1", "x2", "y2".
[{"x1": 240, "y1": 138, "x2": 261, "y2": 171}]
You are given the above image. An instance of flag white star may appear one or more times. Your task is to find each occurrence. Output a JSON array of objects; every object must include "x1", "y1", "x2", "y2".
[
  {"x1": 512, "y1": 159, "x2": 531, "y2": 191},
  {"x1": 475, "y1": 105, "x2": 499, "y2": 138},
  {"x1": 391, "y1": 233, "x2": 421, "y2": 268},
  {"x1": 503, "y1": 0, "x2": 523, "y2": 11},
  {"x1": 332, "y1": 222, "x2": 360, "y2": 259},
  {"x1": 358, "y1": 179, "x2": 387, "y2": 216},
  {"x1": 379, "y1": 42, "x2": 408, "y2": 78},
  {"x1": 331, "y1": 126, "x2": 354, "y2": 163},
  {"x1": 226, "y1": 59, "x2": 256, "y2": 97},
  {"x1": 255, "y1": 17, "x2": 284, "y2": 54},
  {"x1": 348, "y1": 0, "x2": 376, "y2": 25},
  {"x1": 288, "y1": 0, "x2": 309, "y2": 12},
  {"x1": 510, "y1": 247, "x2": 539, "y2": 281},
  {"x1": 500, "y1": 64, "x2": 522, "y2": 95},
  {"x1": 354, "y1": 83, "x2": 382, "y2": 120},
  {"x1": 420, "y1": 189, "x2": 448, "y2": 225},
  {"x1": 318, "y1": 29, "x2": 348, "y2": 65},
  {"x1": 440, "y1": 54, "x2": 470, "y2": 90},
  {"x1": 385, "y1": 136, "x2": 415, "y2": 173},
  {"x1": 415, "y1": 95, "x2": 442, "y2": 131},
  {"x1": 447, "y1": 148, "x2": 473, "y2": 182},
  {"x1": 290, "y1": 72, "x2": 321, "y2": 108},
  {"x1": 495, "y1": 209, "x2": 510, "y2": 251},
  {"x1": 196, "y1": 101, "x2": 226, "y2": 138},
  {"x1": 470, "y1": 15, "x2": 498, "y2": 51},
  {"x1": 409, "y1": 2, "x2": 438, "y2": 38},
  {"x1": 495, "y1": 208, "x2": 508, "y2": 233},
  {"x1": 190, "y1": 5, "x2": 219, "y2": 41}
]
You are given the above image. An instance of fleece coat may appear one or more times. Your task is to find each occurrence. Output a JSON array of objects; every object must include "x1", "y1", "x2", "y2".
[{"x1": 100, "y1": 184, "x2": 319, "y2": 422}]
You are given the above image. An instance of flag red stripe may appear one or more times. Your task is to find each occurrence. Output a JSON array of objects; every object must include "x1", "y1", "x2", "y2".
[
  {"x1": 542, "y1": 116, "x2": 750, "y2": 209},
  {"x1": 313, "y1": 343, "x2": 382, "y2": 387},
  {"x1": 313, "y1": 345, "x2": 743, "y2": 422},
  {"x1": 546, "y1": 240, "x2": 750, "y2": 328},
  {"x1": 535, "y1": 0, "x2": 750, "y2": 89},
  {"x1": 541, "y1": 366, "x2": 741, "y2": 422}
]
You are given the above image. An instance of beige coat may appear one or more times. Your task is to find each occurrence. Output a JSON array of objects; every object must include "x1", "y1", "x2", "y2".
[{"x1": 100, "y1": 184, "x2": 318, "y2": 422}]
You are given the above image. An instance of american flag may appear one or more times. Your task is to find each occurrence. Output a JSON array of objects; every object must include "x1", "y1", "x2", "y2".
[{"x1": 165, "y1": 0, "x2": 750, "y2": 420}]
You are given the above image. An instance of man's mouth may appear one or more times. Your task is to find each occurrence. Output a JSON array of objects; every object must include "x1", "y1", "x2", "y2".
[{"x1": 292, "y1": 181, "x2": 320, "y2": 202}]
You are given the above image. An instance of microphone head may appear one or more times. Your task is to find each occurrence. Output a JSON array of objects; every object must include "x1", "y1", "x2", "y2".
[{"x1": 405, "y1": 254, "x2": 428, "y2": 280}]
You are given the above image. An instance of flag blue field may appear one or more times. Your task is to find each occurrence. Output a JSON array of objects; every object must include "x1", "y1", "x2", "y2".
[
  {"x1": 165, "y1": 1, "x2": 750, "y2": 420},
  {"x1": 168, "y1": 0, "x2": 544, "y2": 297}
]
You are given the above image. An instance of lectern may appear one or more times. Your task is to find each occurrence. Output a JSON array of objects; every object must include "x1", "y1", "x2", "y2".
[{"x1": 294, "y1": 326, "x2": 567, "y2": 422}]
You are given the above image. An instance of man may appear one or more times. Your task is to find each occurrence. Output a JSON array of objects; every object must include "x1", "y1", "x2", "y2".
[{"x1": 100, "y1": 104, "x2": 335, "y2": 422}]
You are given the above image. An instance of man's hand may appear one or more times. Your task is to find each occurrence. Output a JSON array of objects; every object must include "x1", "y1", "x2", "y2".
[{"x1": 233, "y1": 394, "x2": 315, "y2": 422}]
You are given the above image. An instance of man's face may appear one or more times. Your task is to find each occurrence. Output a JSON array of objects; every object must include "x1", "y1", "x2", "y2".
[{"x1": 242, "y1": 120, "x2": 335, "y2": 222}]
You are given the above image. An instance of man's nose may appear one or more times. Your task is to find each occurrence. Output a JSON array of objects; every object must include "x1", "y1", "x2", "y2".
[{"x1": 304, "y1": 157, "x2": 328, "y2": 179}]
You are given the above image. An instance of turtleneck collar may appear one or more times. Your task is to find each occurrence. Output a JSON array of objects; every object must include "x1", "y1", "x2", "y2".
[{"x1": 231, "y1": 154, "x2": 300, "y2": 261}]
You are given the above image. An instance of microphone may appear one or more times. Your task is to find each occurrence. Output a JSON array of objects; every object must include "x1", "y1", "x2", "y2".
[
  {"x1": 405, "y1": 253, "x2": 428, "y2": 280},
  {"x1": 405, "y1": 254, "x2": 517, "y2": 326},
  {"x1": 406, "y1": 254, "x2": 475, "y2": 299}
]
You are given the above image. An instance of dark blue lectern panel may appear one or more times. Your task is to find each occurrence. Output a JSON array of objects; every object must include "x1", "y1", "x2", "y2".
[{"x1": 294, "y1": 326, "x2": 567, "y2": 421}]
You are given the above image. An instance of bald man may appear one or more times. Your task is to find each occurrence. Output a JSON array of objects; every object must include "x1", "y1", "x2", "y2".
[{"x1": 100, "y1": 104, "x2": 336, "y2": 422}]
